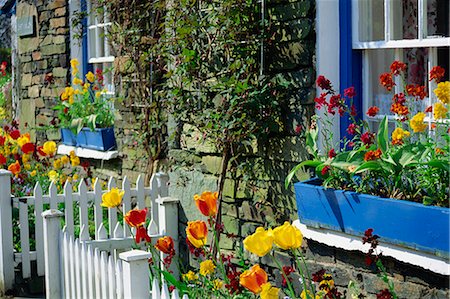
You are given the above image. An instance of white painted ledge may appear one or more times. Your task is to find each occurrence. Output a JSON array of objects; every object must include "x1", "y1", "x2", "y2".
[
  {"x1": 57, "y1": 145, "x2": 119, "y2": 160},
  {"x1": 293, "y1": 220, "x2": 450, "y2": 276}
]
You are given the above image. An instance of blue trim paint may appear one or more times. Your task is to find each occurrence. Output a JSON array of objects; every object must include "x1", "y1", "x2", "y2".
[
  {"x1": 80, "y1": 0, "x2": 92, "y2": 75},
  {"x1": 295, "y1": 178, "x2": 450, "y2": 258},
  {"x1": 339, "y1": 0, "x2": 363, "y2": 141}
]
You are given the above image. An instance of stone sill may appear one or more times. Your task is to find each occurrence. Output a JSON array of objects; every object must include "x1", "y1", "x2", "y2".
[
  {"x1": 57, "y1": 144, "x2": 119, "y2": 160},
  {"x1": 293, "y1": 220, "x2": 450, "y2": 276}
]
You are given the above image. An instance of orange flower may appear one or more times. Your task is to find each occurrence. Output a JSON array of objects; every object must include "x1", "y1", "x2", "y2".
[
  {"x1": 186, "y1": 221, "x2": 208, "y2": 248},
  {"x1": 8, "y1": 160, "x2": 21, "y2": 175},
  {"x1": 194, "y1": 191, "x2": 218, "y2": 217},
  {"x1": 124, "y1": 208, "x2": 147, "y2": 228},
  {"x1": 155, "y1": 236, "x2": 175, "y2": 254},
  {"x1": 379, "y1": 73, "x2": 395, "y2": 91},
  {"x1": 390, "y1": 102, "x2": 409, "y2": 116},
  {"x1": 239, "y1": 264, "x2": 268, "y2": 294},
  {"x1": 364, "y1": 149, "x2": 382, "y2": 161}
]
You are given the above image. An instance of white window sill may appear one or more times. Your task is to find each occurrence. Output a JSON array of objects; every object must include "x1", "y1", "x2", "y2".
[
  {"x1": 57, "y1": 145, "x2": 119, "y2": 160},
  {"x1": 293, "y1": 220, "x2": 450, "y2": 275}
]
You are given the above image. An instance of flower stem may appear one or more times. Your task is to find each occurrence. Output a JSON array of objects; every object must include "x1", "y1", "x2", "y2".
[{"x1": 270, "y1": 253, "x2": 298, "y2": 299}]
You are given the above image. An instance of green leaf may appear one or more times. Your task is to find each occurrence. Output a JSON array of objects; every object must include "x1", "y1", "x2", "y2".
[
  {"x1": 425, "y1": 160, "x2": 450, "y2": 172},
  {"x1": 285, "y1": 160, "x2": 322, "y2": 188},
  {"x1": 70, "y1": 118, "x2": 85, "y2": 134},
  {"x1": 377, "y1": 116, "x2": 389, "y2": 153},
  {"x1": 353, "y1": 161, "x2": 383, "y2": 174}
]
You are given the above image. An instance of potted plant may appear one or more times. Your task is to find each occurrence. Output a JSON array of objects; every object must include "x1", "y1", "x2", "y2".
[
  {"x1": 287, "y1": 61, "x2": 449, "y2": 257},
  {"x1": 54, "y1": 59, "x2": 117, "y2": 151}
]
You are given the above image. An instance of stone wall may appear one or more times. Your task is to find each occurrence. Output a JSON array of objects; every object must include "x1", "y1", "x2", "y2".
[
  {"x1": 0, "y1": 14, "x2": 11, "y2": 49},
  {"x1": 16, "y1": 0, "x2": 69, "y2": 141}
]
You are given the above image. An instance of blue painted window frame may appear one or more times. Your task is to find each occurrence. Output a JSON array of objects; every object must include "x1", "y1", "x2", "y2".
[
  {"x1": 81, "y1": 0, "x2": 93, "y2": 75},
  {"x1": 339, "y1": 0, "x2": 362, "y2": 140}
]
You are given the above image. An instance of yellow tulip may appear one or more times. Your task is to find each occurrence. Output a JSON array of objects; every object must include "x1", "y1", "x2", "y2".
[
  {"x1": 243, "y1": 227, "x2": 273, "y2": 257},
  {"x1": 86, "y1": 71, "x2": 95, "y2": 83},
  {"x1": 101, "y1": 187, "x2": 124, "y2": 208},
  {"x1": 71, "y1": 156, "x2": 80, "y2": 167},
  {"x1": 272, "y1": 221, "x2": 303, "y2": 250},
  {"x1": 42, "y1": 141, "x2": 57, "y2": 156},
  {"x1": 48, "y1": 170, "x2": 58, "y2": 182},
  {"x1": 186, "y1": 221, "x2": 208, "y2": 248},
  {"x1": 260, "y1": 283, "x2": 279, "y2": 299},
  {"x1": 61, "y1": 155, "x2": 70, "y2": 165}
]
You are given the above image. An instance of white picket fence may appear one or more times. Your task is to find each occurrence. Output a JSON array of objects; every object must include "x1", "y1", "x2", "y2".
[
  {"x1": 0, "y1": 169, "x2": 179, "y2": 297},
  {"x1": 42, "y1": 209, "x2": 185, "y2": 299}
]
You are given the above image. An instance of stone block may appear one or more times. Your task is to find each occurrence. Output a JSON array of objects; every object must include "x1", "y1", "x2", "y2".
[
  {"x1": 28, "y1": 85, "x2": 40, "y2": 98},
  {"x1": 39, "y1": 11, "x2": 51, "y2": 23},
  {"x1": 56, "y1": 28, "x2": 68, "y2": 35},
  {"x1": 47, "y1": 0, "x2": 66, "y2": 10},
  {"x1": 200, "y1": 155, "x2": 222, "y2": 175},
  {"x1": 46, "y1": 128, "x2": 61, "y2": 140},
  {"x1": 41, "y1": 35, "x2": 53, "y2": 46},
  {"x1": 41, "y1": 44, "x2": 66, "y2": 56},
  {"x1": 35, "y1": 98, "x2": 45, "y2": 108},
  {"x1": 32, "y1": 75, "x2": 43, "y2": 85},
  {"x1": 52, "y1": 67, "x2": 67, "y2": 78},
  {"x1": 20, "y1": 55, "x2": 32, "y2": 62},
  {"x1": 180, "y1": 123, "x2": 217, "y2": 154},
  {"x1": 265, "y1": 136, "x2": 309, "y2": 162},
  {"x1": 36, "y1": 60, "x2": 48, "y2": 70},
  {"x1": 21, "y1": 73, "x2": 32, "y2": 87},
  {"x1": 19, "y1": 99, "x2": 36, "y2": 141},
  {"x1": 53, "y1": 35, "x2": 66, "y2": 44},
  {"x1": 50, "y1": 17, "x2": 66, "y2": 28},
  {"x1": 54, "y1": 7, "x2": 66, "y2": 17},
  {"x1": 32, "y1": 51, "x2": 42, "y2": 61},
  {"x1": 19, "y1": 37, "x2": 39, "y2": 54}
]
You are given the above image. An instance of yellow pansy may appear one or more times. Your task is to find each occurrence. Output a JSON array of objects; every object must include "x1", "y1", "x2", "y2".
[
  {"x1": 71, "y1": 156, "x2": 80, "y2": 167},
  {"x1": 243, "y1": 227, "x2": 273, "y2": 257},
  {"x1": 30, "y1": 170, "x2": 37, "y2": 177},
  {"x1": 101, "y1": 187, "x2": 124, "y2": 208},
  {"x1": 260, "y1": 283, "x2": 279, "y2": 299},
  {"x1": 86, "y1": 71, "x2": 95, "y2": 83},
  {"x1": 53, "y1": 159, "x2": 62, "y2": 170},
  {"x1": 319, "y1": 274, "x2": 335, "y2": 289},
  {"x1": 272, "y1": 221, "x2": 303, "y2": 250},
  {"x1": 433, "y1": 102, "x2": 448, "y2": 119},
  {"x1": 199, "y1": 260, "x2": 215, "y2": 276},
  {"x1": 434, "y1": 81, "x2": 450, "y2": 104},
  {"x1": 42, "y1": 141, "x2": 57, "y2": 156},
  {"x1": 182, "y1": 270, "x2": 198, "y2": 281},
  {"x1": 48, "y1": 170, "x2": 58, "y2": 182},
  {"x1": 17, "y1": 134, "x2": 30, "y2": 147},
  {"x1": 61, "y1": 155, "x2": 70, "y2": 165},
  {"x1": 69, "y1": 150, "x2": 76, "y2": 158},
  {"x1": 409, "y1": 112, "x2": 428, "y2": 133}
]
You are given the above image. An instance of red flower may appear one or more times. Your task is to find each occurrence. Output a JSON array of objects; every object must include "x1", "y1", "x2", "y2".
[
  {"x1": 364, "y1": 149, "x2": 382, "y2": 161},
  {"x1": 361, "y1": 132, "x2": 374, "y2": 145},
  {"x1": 314, "y1": 93, "x2": 328, "y2": 110},
  {"x1": 37, "y1": 146, "x2": 47, "y2": 157},
  {"x1": 155, "y1": 236, "x2": 175, "y2": 255},
  {"x1": 316, "y1": 75, "x2": 332, "y2": 90},
  {"x1": 344, "y1": 87, "x2": 356, "y2": 98},
  {"x1": 390, "y1": 103, "x2": 409, "y2": 117},
  {"x1": 328, "y1": 148, "x2": 336, "y2": 159},
  {"x1": 379, "y1": 73, "x2": 395, "y2": 91},
  {"x1": 9, "y1": 130, "x2": 20, "y2": 140},
  {"x1": 21, "y1": 143, "x2": 35, "y2": 154},
  {"x1": 390, "y1": 61, "x2": 406, "y2": 75},
  {"x1": 376, "y1": 289, "x2": 393, "y2": 299},
  {"x1": 295, "y1": 124, "x2": 302, "y2": 134},
  {"x1": 346, "y1": 123, "x2": 357, "y2": 135},
  {"x1": 0, "y1": 154, "x2": 6, "y2": 165},
  {"x1": 0, "y1": 61, "x2": 7, "y2": 76},
  {"x1": 429, "y1": 66, "x2": 445, "y2": 83},
  {"x1": 321, "y1": 165, "x2": 331, "y2": 176},
  {"x1": 350, "y1": 104, "x2": 357, "y2": 116},
  {"x1": 0, "y1": 136, "x2": 5, "y2": 146},
  {"x1": 135, "y1": 226, "x2": 151, "y2": 244},
  {"x1": 366, "y1": 106, "x2": 380, "y2": 117},
  {"x1": 124, "y1": 208, "x2": 147, "y2": 228},
  {"x1": 425, "y1": 106, "x2": 432, "y2": 113},
  {"x1": 407, "y1": 85, "x2": 426, "y2": 100}
]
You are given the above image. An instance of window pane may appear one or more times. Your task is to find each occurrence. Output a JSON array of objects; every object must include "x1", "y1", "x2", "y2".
[
  {"x1": 358, "y1": 0, "x2": 385, "y2": 42},
  {"x1": 392, "y1": 0, "x2": 418, "y2": 40},
  {"x1": 437, "y1": 47, "x2": 450, "y2": 82},
  {"x1": 427, "y1": 0, "x2": 449, "y2": 38},
  {"x1": 88, "y1": 28, "x2": 97, "y2": 59}
]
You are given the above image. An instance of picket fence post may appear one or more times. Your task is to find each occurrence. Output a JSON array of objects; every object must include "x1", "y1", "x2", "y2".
[
  {"x1": 42, "y1": 209, "x2": 64, "y2": 299},
  {"x1": 120, "y1": 250, "x2": 152, "y2": 299},
  {"x1": 157, "y1": 196, "x2": 180, "y2": 279},
  {"x1": 0, "y1": 170, "x2": 14, "y2": 295}
]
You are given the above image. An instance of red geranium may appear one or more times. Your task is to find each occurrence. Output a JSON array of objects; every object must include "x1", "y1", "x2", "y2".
[
  {"x1": 328, "y1": 148, "x2": 336, "y2": 158},
  {"x1": 21, "y1": 143, "x2": 35, "y2": 154},
  {"x1": 366, "y1": 106, "x2": 380, "y2": 117},
  {"x1": 316, "y1": 75, "x2": 332, "y2": 91},
  {"x1": 361, "y1": 132, "x2": 374, "y2": 145},
  {"x1": 346, "y1": 123, "x2": 357, "y2": 135},
  {"x1": 344, "y1": 87, "x2": 356, "y2": 98}
]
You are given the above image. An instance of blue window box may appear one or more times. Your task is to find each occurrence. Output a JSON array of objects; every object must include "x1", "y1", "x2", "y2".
[
  {"x1": 60, "y1": 128, "x2": 77, "y2": 146},
  {"x1": 76, "y1": 127, "x2": 117, "y2": 151},
  {"x1": 294, "y1": 178, "x2": 450, "y2": 258}
]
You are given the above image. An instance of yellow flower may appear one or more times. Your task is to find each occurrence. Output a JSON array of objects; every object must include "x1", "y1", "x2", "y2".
[
  {"x1": 42, "y1": 141, "x2": 57, "y2": 156},
  {"x1": 95, "y1": 91, "x2": 102, "y2": 98},
  {"x1": 434, "y1": 81, "x2": 450, "y2": 104},
  {"x1": 30, "y1": 170, "x2": 37, "y2": 177},
  {"x1": 83, "y1": 83, "x2": 90, "y2": 91},
  {"x1": 409, "y1": 112, "x2": 428, "y2": 133},
  {"x1": 73, "y1": 78, "x2": 83, "y2": 85},
  {"x1": 17, "y1": 134, "x2": 30, "y2": 147},
  {"x1": 86, "y1": 71, "x2": 95, "y2": 83},
  {"x1": 433, "y1": 102, "x2": 448, "y2": 119},
  {"x1": 243, "y1": 227, "x2": 273, "y2": 257},
  {"x1": 319, "y1": 274, "x2": 335, "y2": 289},
  {"x1": 182, "y1": 270, "x2": 198, "y2": 281},
  {"x1": 260, "y1": 283, "x2": 279, "y2": 299},
  {"x1": 22, "y1": 154, "x2": 31, "y2": 164},
  {"x1": 213, "y1": 279, "x2": 223, "y2": 290},
  {"x1": 24, "y1": 163, "x2": 31, "y2": 170},
  {"x1": 70, "y1": 58, "x2": 79, "y2": 69},
  {"x1": 301, "y1": 290, "x2": 313, "y2": 299},
  {"x1": 391, "y1": 127, "x2": 410, "y2": 144},
  {"x1": 101, "y1": 187, "x2": 124, "y2": 208},
  {"x1": 53, "y1": 159, "x2": 62, "y2": 170},
  {"x1": 11, "y1": 147, "x2": 18, "y2": 155},
  {"x1": 199, "y1": 260, "x2": 215, "y2": 276},
  {"x1": 73, "y1": 174, "x2": 79, "y2": 181},
  {"x1": 272, "y1": 221, "x2": 303, "y2": 250},
  {"x1": 48, "y1": 170, "x2": 58, "y2": 182},
  {"x1": 71, "y1": 156, "x2": 80, "y2": 167},
  {"x1": 61, "y1": 155, "x2": 70, "y2": 165}
]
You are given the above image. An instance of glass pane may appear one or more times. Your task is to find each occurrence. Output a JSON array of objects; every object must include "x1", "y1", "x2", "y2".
[
  {"x1": 427, "y1": 0, "x2": 449, "y2": 37},
  {"x1": 97, "y1": 27, "x2": 105, "y2": 58},
  {"x1": 392, "y1": 0, "x2": 418, "y2": 40},
  {"x1": 358, "y1": 0, "x2": 385, "y2": 42},
  {"x1": 88, "y1": 28, "x2": 96, "y2": 59},
  {"x1": 437, "y1": 47, "x2": 450, "y2": 82}
]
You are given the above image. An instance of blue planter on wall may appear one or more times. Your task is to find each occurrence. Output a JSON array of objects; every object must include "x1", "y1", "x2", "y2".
[
  {"x1": 60, "y1": 127, "x2": 117, "y2": 151},
  {"x1": 294, "y1": 178, "x2": 450, "y2": 258}
]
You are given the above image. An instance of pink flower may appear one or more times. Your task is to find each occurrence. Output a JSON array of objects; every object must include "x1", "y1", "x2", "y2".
[
  {"x1": 361, "y1": 132, "x2": 374, "y2": 145},
  {"x1": 316, "y1": 76, "x2": 332, "y2": 90},
  {"x1": 344, "y1": 87, "x2": 356, "y2": 98},
  {"x1": 328, "y1": 148, "x2": 336, "y2": 158},
  {"x1": 347, "y1": 124, "x2": 357, "y2": 135}
]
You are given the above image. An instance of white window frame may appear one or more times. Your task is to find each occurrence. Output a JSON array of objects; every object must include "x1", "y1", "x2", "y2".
[{"x1": 87, "y1": 2, "x2": 114, "y2": 63}]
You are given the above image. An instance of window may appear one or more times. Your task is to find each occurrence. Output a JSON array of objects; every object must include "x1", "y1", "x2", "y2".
[
  {"x1": 352, "y1": 0, "x2": 449, "y2": 132},
  {"x1": 86, "y1": 1, "x2": 114, "y2": 94}
]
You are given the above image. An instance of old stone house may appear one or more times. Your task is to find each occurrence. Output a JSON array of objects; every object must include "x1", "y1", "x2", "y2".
[{"x1": 2, "y1": 0, "x2": 449, "y2": 297}]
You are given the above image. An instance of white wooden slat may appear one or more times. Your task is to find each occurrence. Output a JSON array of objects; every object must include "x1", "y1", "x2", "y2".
[
  {"x1": 115, "y1": 259, "x2": 124, "y2": 299},
  {"x1": 75, "y1": 240, "x2": 82, "y2": 298},
  {"x1": 63, "y1": 233, "x2": 71, "y2": 299},
  {"x1": 161, "y1": 281, "x2": 170, "y2": 299},
  {"x1": 69, "y1": 236, "x2": 77, "y2": 299},
  {"x1": 87, "y1": 245, "x2": 96, "y2": 299},
  {"x1": 94, "y1": 248, "x2": 102, "y2": 299},
  {"x1": 152, "y1": 278, "x2": 161, "y2": 299},
  {"x1": 108, "y1": 256, "x2": 117, "y2": 299},
  {"x1": 33, "y1": 182, "x2": 45, "y2": 276},
  {"x1": 63, "y1": 181, "x2": 74, "y2": 236},
  {"x1": 122, "y1": 177, "x2": 132, "y2": 237},
  {"x1": 79, "y1": 224, "x2": 89, "y2": 242},
  {"x1": 156, "y1": 172, "x2": 169, "y2": 197},
  {"x1": 107, "y1": 177, "x2": 118, "y2": 237},
  {"x1": 19, "y1": 202, "x2": 31, "y2": 278},
  {"x1": 98, "y1": 223, "x2": 108, "y2": 240},
  {"x1": 113, "y1": 222, "x2": 124, "y2": 239},
  {"x1": 101, "y1": 251, "x2": 109, "y2": 299},
  {"x1": 136, "y1": 175, "x2": 145, "y2": 209},
  {"x1": 78, "y1": 181, "x2": 89, "y2": 237},
  {"x1": 93, "y1": 178, "x2": 103, "y2": 240},
  {"x1": 81, "y1": 242, "x2": 89, "y2": 299},
  {"x1": 147, "y1": 219, "x2": 159, "y2": 237},
  {"x1": 49, "y1": 181, "x2": 58, "y2": 210},
  {"x1": 182, "y1": 295, "x2": 189, "y2": 299},
  {"x1": 149, "y1": 174, "x2": 160, "y2": 226},
  {"x1": 171, "y1": 289, "x2": 180, "y2": 299}
]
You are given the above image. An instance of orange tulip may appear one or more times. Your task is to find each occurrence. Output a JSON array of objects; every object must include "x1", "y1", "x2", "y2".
[
  {"x1": 239, "y1": 264, "x2": 268, "y2": 294},
  {"x1": 124, "y1": 208, "x2": 147, "y2": 228},
  {"x1": 8, "y1": 161, "x2": 21, "y2": 175},
  {"x1": 194, "y1": 191, "x2": 218, "y2": 217},
  {"x1": 186, "y1": 220, "x2": 208, "y2": 248},
  {"x1": 155, "y1": 236, "x2": 175, "y2": 254}
]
